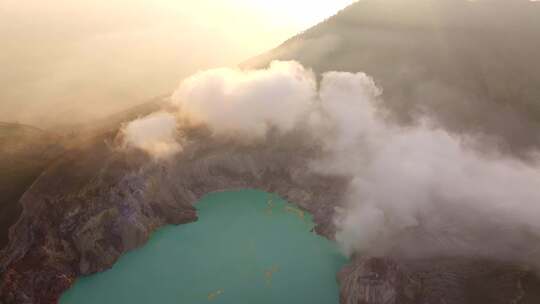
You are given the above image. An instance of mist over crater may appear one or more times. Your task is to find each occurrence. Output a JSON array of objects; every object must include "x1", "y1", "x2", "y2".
[{"x1": 122, "y1": 61, "x2": 540, "y2": 266}]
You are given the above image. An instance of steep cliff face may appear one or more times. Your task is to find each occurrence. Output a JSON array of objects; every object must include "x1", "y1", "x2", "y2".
[
  {"x1": 0, "y1": 123, "x2": 63, "y2": 250},
  {"x1": 0, "y1": 100, "x2": 161, "y2": 252},
  {"x1": 338, "y1": 257, "x2": 416, "y2": 304},
  {"x1": 2, "y1": 126, "x2": 540, "y2": 304},
  {"x1": 0, "y1": 129, "x2": 349, "y2": 303},
  {"x1": 0, "y1": 138, "x2": 192, "y2": 303},
  {"x1": 338, "y1": 256, "x2": 540, "y2": 304}
]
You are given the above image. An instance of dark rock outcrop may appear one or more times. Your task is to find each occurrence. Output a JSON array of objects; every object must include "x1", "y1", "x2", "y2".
[
  {"x1": 338, "y1": 257, "x2": 417, "y2": 304},
  {"x1": 3, "y1": 1, "x2": 540, "y2": 302},
  {"x1": 0, "y1": 122, "x2": 63, "y2": 250},
  {"x1": 338, "y1": 256, "x2": 540, "y2": 304},
  {"x1": 0, "y1": 129, "x2": 348, "y2": 303},
  {"x1": 2, "y1": 126, "x2": 540, "y2": 304}
]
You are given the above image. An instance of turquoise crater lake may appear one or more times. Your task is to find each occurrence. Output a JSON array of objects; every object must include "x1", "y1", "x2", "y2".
[{"x1": 61, "y1": 190, "x2": 348, "y2": 304}]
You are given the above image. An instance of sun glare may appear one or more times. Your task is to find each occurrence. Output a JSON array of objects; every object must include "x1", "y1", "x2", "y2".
[{"x1": 238, "y1": 0, "x2": 357, "y2": 29}]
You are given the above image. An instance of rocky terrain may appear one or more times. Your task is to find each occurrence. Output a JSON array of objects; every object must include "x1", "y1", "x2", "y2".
[
  {"x1": 3, "y1": 1, "x2": 540, "y2": 303},
  {"x1": 1, "y1": 123, "x2": 539, "y2": 304},
  {"x1": 0, "y1": 127, "x2": 349, "y2": 303},
  {"x1": 0, "y1": 123, "x2": 63, "y2": 249},
  {"x1": 0, "y1": 99, "x2": 161, "y2": 250},
  {"x1": 338, "y1": 257, "x2": 540, "y2": 304},
  {"x1": 246, "y1": 0, "x2": 540, "y2": 158}
]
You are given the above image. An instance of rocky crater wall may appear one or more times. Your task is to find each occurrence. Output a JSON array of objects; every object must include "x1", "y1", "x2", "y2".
[{"x1": 1, "y1": 129, "x2": 540, "y2": 304}]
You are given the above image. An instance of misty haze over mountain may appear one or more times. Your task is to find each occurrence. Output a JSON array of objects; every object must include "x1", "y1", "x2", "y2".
[
  {"x1": 247, "y1": 0, "x2": 540, "y2": 159},
  {"x1": 0, "y1": 0, "x2": 315, "y2": 128},
  {"x1": 3, "y1": 1, "x2": 540, "y2": 303},
  {"x1": 112, "y1": 0, "x2": 540, "y2": 270}
]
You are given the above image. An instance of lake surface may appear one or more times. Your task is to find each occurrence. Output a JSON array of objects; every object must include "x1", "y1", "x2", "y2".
[{"x1": 61, "y1": 189, "x2": 347, "y2": 304}]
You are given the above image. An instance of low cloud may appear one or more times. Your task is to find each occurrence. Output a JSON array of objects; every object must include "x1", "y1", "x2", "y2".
[
  {"x1": 171, "y1": 61, "x2": 317, "y2": 138},
  {"x1": 121, "y1": 112, "x2": 182, "y2": 160}
]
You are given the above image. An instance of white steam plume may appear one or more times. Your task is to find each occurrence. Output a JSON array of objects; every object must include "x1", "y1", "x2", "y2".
[
  {"x1": 123, "y1": 61, "x2": 540, "y2": 264},
  {"x1": 314, "y1": 72, "x2": 540, "y2": 262},
  {"x1": 121, "y1": 112, "x2": 182, "y2": 160},
  {"x1": 171, "y1": 61, "x2": 317, "y2": 138}
]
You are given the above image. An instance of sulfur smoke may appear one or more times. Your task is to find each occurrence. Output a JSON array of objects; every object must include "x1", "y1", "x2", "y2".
[
  {"x1": 121, "y1": 112, "x2": 182, "y2": 160},
  {"x1": 171, "y1": 61, "x2": 317, "y2": 138},
  {"x1": 124, "y1": 61, "x2": 540, "y2": 265},
  {"x1": 315, "y1": 73, "x2": 540, "y2": 261}
]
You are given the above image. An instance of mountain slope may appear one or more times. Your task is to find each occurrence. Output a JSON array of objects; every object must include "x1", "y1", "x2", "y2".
[
  {"x1": 0, "y1": 123, "x2": 63, "y2": 249},
  {"x1": 0, "y1": 97, "x2": 163, "y2": 251},
  {"x1": 245, "y1": 0, "x2": 540, "y2": 157},
  {"x1": 2, "y1": 1, "x2": 540, "y2": 303}
]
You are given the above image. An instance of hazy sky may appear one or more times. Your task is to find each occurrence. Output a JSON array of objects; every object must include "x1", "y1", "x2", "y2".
[{"x1": 0, "y1": 0, "x2": 355, "y2": 128}]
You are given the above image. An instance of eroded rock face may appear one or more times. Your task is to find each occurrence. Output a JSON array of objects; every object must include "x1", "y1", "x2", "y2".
[
  {"x1": 2, "y1": 128, "x2": 540, "y2": 304},
  {"x1": 245, "y1": 0, "x2": 540, "y2": 159},
  {"x1": 0, "y1": 130, "x2": 348, "y2": 303},
  {"x1": 338, "y1": 257, "x2": 418, "y2": 304},
  {"x1": 0, "y1": 123, "x2": 63, "y2": 250},
  {"x1": 338, "y1": 256, "x2": 540, "y2": 304}
]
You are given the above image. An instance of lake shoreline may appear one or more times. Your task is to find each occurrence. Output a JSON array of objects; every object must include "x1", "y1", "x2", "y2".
[{"x1": 60, "y1": 190, "x2": 348, "y2": 304}]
